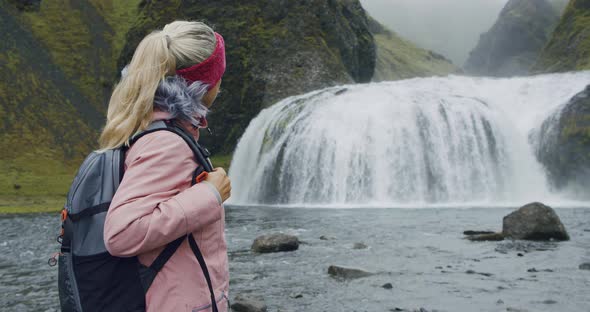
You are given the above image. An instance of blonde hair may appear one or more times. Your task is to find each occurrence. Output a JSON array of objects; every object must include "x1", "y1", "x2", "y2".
[{"x1": 99, "y1": 21, "x2": 217, "y2": 149}]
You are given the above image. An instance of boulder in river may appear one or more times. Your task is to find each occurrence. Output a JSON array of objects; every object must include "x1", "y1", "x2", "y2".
[
  {"x1": 502, "y1": 202, "x2": 569, "y2": 241},
  {"x1": 231, "y1": 294, "x2": 267, "y2": 312},
  {"x1": 251, "y1": 233, "x2": 299, "y2": 253},
  {"x1": 328, "y1": 265, "x2": 373, "y2": 280}
]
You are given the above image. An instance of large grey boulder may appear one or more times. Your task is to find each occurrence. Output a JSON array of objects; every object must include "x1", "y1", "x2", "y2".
[
  {"x1": 251, "y1": 233, "x2": 299, "y2": 253},
  {"x1": 535, "y1": 85, "x2": 590, "y2": 198},
  {"x1": 502, "y1": 202, "x2": 569, "y2": 241},
  {"x1": 328, "y1": 265, "x2": 373, "y2": 280},
  {"x1": 231, "y1": 294, "x2": 267, "y2": 312}
]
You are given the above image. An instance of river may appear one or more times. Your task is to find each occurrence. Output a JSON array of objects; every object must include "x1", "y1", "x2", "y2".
[{"x1": 2, "y1": 206, "x2": 589, "y2": 311}]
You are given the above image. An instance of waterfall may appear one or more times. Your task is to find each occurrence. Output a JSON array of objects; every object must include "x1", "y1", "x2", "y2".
[{"x1": 229, "y1": 72, "x2": 590, "y2": 207}]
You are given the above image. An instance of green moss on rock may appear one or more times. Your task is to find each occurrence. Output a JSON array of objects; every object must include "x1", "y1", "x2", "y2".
[
  {"x1": 533, "y1": 0, "x2": 590, "y2": 72},
  {"x1": 536, "y1": 85, "x2": 590, "y2": 197}
]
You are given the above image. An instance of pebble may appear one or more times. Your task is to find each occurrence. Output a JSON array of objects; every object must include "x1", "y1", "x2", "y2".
[
  {"x1": 579, "y1": 263, "x2": 590, "y2": 270},
  {"x1": 353, "y1": 242, "x2": 368, "y2": 249},
  {"x1": 382, "y1": 283, "x2": 393, "y2": 289}
]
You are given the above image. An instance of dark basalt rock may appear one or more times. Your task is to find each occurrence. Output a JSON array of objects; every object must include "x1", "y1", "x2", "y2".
[
  {"x1": 120, "y1": 0, "x2": 376, "y2": 154},
  {"x1": 328, "y1": 265, "x2": 373, "y2": 280},
  {"x1": 535, "y1": 85, "x2": 590, "y2": 198},
  {"x1": 502, "y1": 202, "x2": 569, "y2": 241},
  {"x1": 231, "y1": 294, "x2": 267, "y2": 312},
  {"x1": 353, "y1": 242, "x2": 368, "y2": 249},
  {"x1": 251, "y1": 233, "x2": 299, "y2": 253}
]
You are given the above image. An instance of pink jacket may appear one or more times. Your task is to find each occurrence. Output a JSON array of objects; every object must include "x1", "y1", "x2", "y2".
[{"x1": 104, "y1": 111, "x2": 229, "y2": 312}]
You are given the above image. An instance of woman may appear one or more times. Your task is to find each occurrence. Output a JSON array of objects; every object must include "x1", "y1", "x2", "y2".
[{"x1": 100, "y1": 21, "x2": 231, "y2": 312}]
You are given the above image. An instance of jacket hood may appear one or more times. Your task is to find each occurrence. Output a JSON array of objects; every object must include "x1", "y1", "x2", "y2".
[{"x1": 153, "y1": 76, "x2": 209, "y2": 128}]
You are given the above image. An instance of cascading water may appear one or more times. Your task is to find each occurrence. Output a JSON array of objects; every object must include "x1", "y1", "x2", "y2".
[{"x1": 229, "y1": 72, "x2": 590, "y2": 207}]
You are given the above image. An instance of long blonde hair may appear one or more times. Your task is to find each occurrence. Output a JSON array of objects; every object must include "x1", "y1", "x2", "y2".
[{"x1": 99, "y1": 21, "x2": 217, "y2": 149}]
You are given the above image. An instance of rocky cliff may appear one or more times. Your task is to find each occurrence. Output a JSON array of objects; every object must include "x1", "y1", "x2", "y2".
[
  {"x1": 464, "y1": 0, "x2": 559, "y2": 76},
  {"x1": 120, "y1": 0, "x2": 376, "y2": 153},
  {"x1": 533, "y1": 0, "x2": 590, "y2": 72},
  {"x1": 368, "y1": 17, "x2": 458, "y2": 81},
  {"x1": 535, "y1": 85, "x2": 590, "y2": 198}
]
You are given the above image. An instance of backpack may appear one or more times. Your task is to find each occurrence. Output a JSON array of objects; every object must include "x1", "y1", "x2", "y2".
[{"x1": 54, "y1": 120, "x2": 219, "y2": 312}]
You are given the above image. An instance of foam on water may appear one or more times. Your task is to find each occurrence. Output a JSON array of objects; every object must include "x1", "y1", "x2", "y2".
[{"x1": 229, "y1": 72, "x2": 590, "y2": 207}]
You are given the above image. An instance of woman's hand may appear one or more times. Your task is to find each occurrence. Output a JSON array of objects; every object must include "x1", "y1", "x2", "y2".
[{"x1": 205, "y1": 167, "x2": 231, "y2": 202}]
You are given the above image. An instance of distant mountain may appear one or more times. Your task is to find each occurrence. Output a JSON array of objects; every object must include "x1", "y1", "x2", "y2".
[
  {"x1": 533, "y1": 0, "x2": 590, "y2": 72},
  {"x1": 368, "y1": 17, "x2": 458, "y2": 81},
  {"x1": 464, "y1": 0, "x2": 559, "y2": 76}
]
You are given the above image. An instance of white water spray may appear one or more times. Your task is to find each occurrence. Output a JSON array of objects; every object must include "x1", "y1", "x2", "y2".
[{"x1": 229, "y1": 73, "x2": 590, "y2": 207}]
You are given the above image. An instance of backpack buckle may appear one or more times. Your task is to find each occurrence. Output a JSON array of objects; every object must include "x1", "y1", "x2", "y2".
[
  {"x1": 60, "y1": 209, "x2": 68, "y2": 222},
  {"x1": 194, "y1": 167, "x2": 209, "y2": 184}
]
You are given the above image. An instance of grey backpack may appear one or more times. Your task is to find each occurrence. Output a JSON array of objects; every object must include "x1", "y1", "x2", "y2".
[{"x1": 54, "y1": 120, "x2": 218, "y2": 312}]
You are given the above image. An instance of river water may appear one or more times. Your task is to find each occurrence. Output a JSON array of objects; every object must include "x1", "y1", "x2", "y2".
[{"x1": 2, "y1": 206, "x2": 589, "y2": 312}]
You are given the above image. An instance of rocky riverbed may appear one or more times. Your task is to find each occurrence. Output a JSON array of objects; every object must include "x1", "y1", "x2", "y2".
[{"x1": 1, "y1": 206, "x2": 589, "y2": 311}]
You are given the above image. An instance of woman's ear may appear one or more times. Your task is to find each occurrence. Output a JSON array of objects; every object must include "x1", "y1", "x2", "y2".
[{"x1": 203, "y1": 80, "x2": 222, "y2": 108}]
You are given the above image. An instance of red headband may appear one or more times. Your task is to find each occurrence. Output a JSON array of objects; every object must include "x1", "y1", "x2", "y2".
[{"x1": 176, "y1": 32, "x2": 226, "y2": 90}]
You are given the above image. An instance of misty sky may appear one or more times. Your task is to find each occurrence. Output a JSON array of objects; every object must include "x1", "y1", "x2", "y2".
[{"x1": 360, "y1": 0, "x2": 510, "y2": 66}]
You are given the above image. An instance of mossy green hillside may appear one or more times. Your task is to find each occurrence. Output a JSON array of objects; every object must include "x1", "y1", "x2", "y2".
[
  {"x1": 533, "y1": 0, "x2": 590, "y2": 72},
  {"x1": 13, "y1": 0, "x2": 141, "y2": 113},
  {"x1": 0, "y1": 1, "x2": 141, "y2": 212},
  {"x1": 0, "y1": 155, "x2": 77, "y2": 214},
  {"x1": 368, "y1": 18, "x2": 458, "y2": 81}
]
